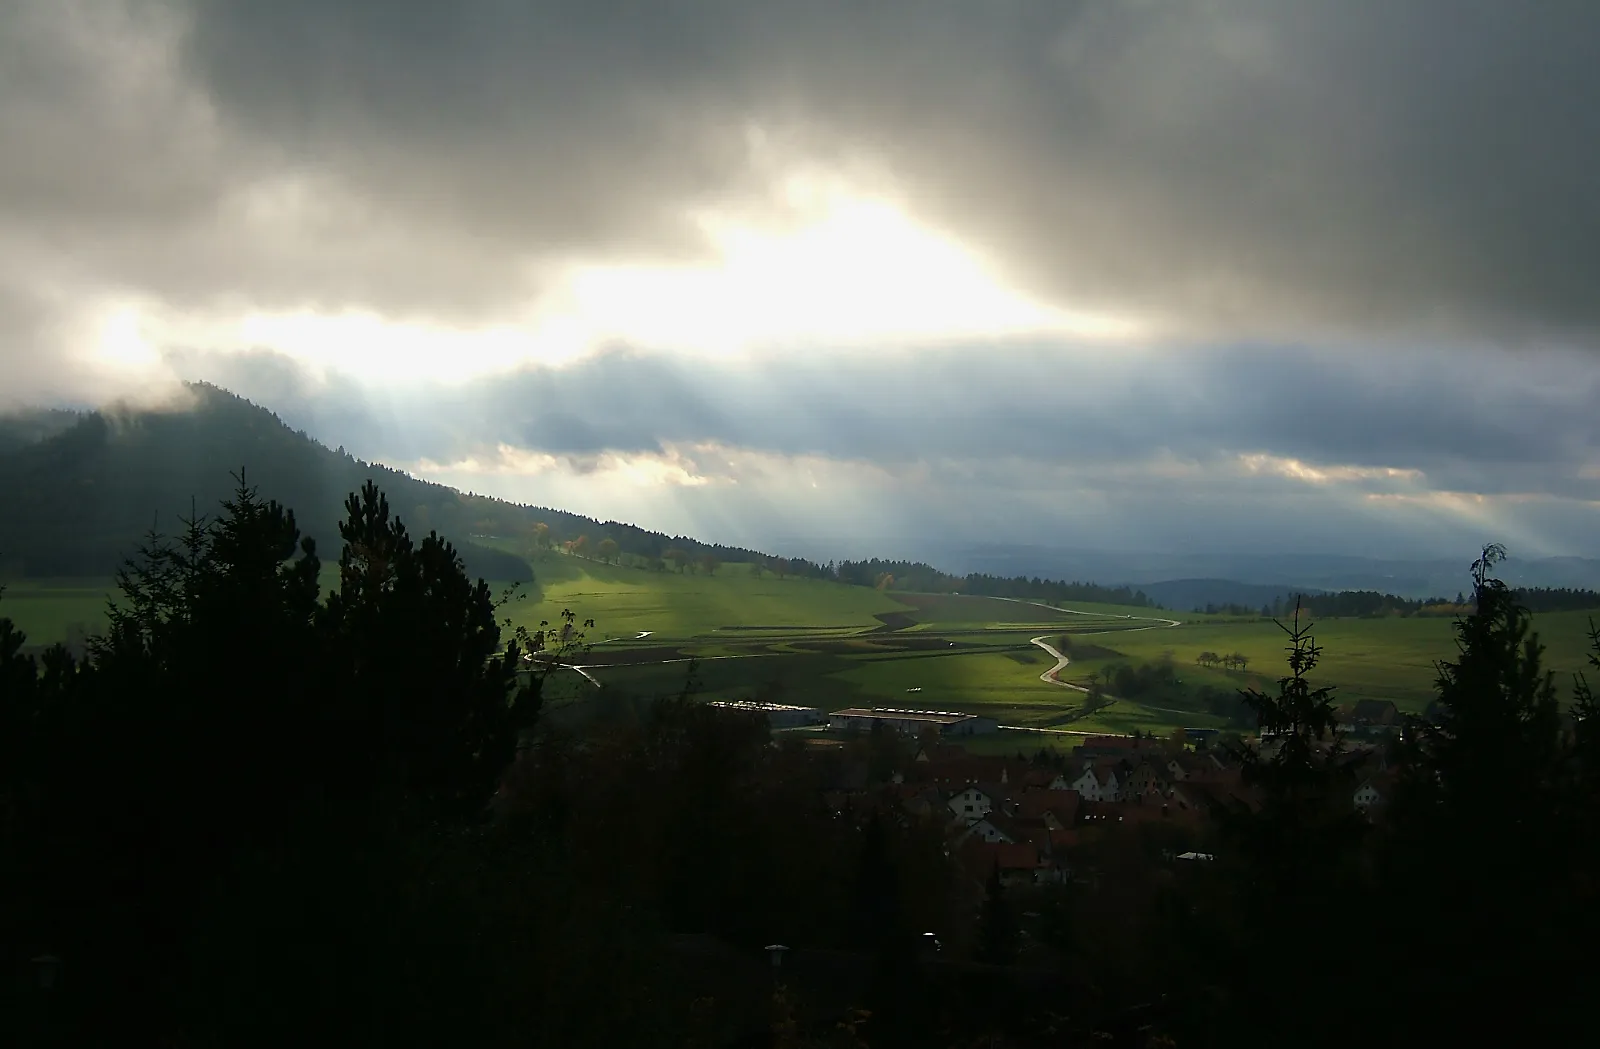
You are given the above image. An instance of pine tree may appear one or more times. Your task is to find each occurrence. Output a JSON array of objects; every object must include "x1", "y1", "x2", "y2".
[
  {"x1": 1212, "y1": 599, "x2": 1367, "y2": 1049},
  {"x1": 1416, "y1": 545, "x2": 1561, "y2": 813},
  {"x1": 1382, "y1": 545, "x2": 1571, "y2": 1043},
  {"x1": 320, "y1": 480, "x2": 535, "y2": 821},
  {"x1": 975, "y1": 863, "x2": 1019, "y2": 966},
  {"x1": 1227, "y1": 599, "x2": 1362, "y2": 891},
  {"x1": 849, "y1": 812, "x2": 902, "y2": 955}
]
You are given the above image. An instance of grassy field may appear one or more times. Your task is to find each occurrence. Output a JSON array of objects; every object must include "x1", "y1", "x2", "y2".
[
  {"x1": 496, "y1": 552, "x2": 908, "y2": 640},
  {"x1": 7, "y1": 551, "x2": 1598, "y2": 739},
  {"x1": 1079, "y1": 611, "x2": 1600, "y2": 711},
  {"x1": 0, "y1": 578, "x2": 117, "y2": 645}
]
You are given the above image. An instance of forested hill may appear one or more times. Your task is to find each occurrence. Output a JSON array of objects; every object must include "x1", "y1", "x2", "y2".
[
  {"x1": 0, "y1": 384, "x2": 771, "y2": 581},
  {"x1": 0, "y1": 408, "x2": 78, "y2": 456},
  {"x1": 0, "y1": 385, "x2": 1160, "y2": 608}
]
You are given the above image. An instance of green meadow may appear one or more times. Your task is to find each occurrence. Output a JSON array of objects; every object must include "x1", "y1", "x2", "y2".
[
  {"x1": 1078, "y1": 610, "x2": 1600, "y2": 711},
  {"x1": 0, "y1": 578, "x2": 117, "y2": 645},
  {"x1": 7, "y1": 549, "x2": 1597, "y2": 737},
  {"x1": 497, "y1": 552, "x2": 906, "y2": 640}
]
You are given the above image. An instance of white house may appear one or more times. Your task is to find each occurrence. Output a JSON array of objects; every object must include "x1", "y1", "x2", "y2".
[
  {"x1": 948, "y1": 787, "x2": 996, "y2": 823},
  {"x1": 1071, "y1": 765, "x2": 1121, "y2": 803},
  {"x1": 1354, "y1": 780, "x2": 1385, "y2": 810},
  {"x1": 959, "y1": 817, "x2": 1015, "y2": 845}
]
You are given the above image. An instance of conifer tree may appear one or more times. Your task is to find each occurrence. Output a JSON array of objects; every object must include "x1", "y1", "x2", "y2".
[
  {"x1": 314, "y1": 481, "x2": 538, "y2": 821},
  {"x1": 1382, "y1": 545, "x2": 1570, "y2": 1043},
  {"x1": 1226, "y1": 599, "x2": 1363, "y2": 896},
  {"x1": 1413, "y1": 544, "x2": 1561, "y2": 813},
  {"x1": 1212, "y1": 599, "x2": 1366, "y2": 1049},
  {"x1": 975, "y1": 863, "x2": 1019, "y2": 966}
]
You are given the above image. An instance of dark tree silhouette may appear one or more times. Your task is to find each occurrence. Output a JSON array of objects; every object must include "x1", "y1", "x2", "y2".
[
  {"x1": 975, "y1": 864, "x2": 1019, "y2": 967},
  {"x1": 1378, "y1": 544, "x2": 1573, "y2": 1043}
]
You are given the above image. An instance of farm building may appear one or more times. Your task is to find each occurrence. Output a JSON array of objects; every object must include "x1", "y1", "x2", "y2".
[
  {"x1": 706, "y1": 701, "x2": 825, "y2": 730},
  {"x1": 827, "y1": 707, "x2": 1000, "y2": 737}
]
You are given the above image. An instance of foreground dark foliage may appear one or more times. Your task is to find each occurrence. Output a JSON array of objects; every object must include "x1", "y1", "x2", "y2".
[{"x1": 3, "y1": 476, "x2": 1597, "y2": 1048}]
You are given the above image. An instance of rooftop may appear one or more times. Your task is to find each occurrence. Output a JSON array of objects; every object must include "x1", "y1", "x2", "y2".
[
  {"x1": 830, "y1": 707, "x2": 982, "y2": 725},
  {"x1": 706, "y1": 701, "x2": 821, "y2": 713}
]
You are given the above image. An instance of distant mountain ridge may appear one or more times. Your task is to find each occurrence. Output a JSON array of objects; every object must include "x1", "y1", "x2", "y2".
[
  {"x1": 833, "y1": 540, "x2": 1600, "y2": 601},
  {"x1": 1135, "y1": 578, "x2": 1328, "y2": 613}
]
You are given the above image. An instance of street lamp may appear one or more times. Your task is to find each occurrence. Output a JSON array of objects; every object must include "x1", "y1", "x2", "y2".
[{"x1": 765, "y1": 944, "x2": 789, "y2": 971}]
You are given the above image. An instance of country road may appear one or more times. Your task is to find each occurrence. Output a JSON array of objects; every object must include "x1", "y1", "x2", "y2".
[
  {"x1": 990, "y1": 596, "x2": 1181, "y2": 630},
  {"x1": 1024, "y1": 600, "x2": 1182, "y2": 693},
  {"x1": 1028, "y1": 636, "x2": 1088, "y2": 693}
]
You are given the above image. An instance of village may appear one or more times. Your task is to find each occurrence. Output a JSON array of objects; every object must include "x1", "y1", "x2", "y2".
[{"x1": 713, "y1": 700, "x2": 1401, "y2": 895}]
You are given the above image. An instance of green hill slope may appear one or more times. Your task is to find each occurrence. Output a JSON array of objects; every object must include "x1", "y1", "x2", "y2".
[{"x1": 0, "y1": 384, "x2": 769, "y2": 582}]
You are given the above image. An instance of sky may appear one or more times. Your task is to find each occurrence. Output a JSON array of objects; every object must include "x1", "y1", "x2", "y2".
[{"x1": 3, "y1": 0, "x2": 1600, "y2": 562}]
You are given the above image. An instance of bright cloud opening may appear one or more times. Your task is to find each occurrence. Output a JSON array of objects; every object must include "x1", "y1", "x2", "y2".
[
  {"x1": 1238, "y1": 453, "x2": 1426, "y2": 487},
  {"x1": 414, "y1": 443, "x2": 716, "y2": 489},
  {"x1": 106, "y1": 167, "x2": 1144, "y2": 387},
  {"x1": 555, "y1": 176, "x2": 1143, "y2": 355}
]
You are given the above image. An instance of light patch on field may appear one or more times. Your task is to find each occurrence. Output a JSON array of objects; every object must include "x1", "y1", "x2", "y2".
[{"x1": 494, "y1": 555, "x2": 911, "y2": 639}]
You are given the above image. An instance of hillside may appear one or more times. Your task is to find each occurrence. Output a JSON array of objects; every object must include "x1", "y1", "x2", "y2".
[
  {"x1": 4, "y1": 384, "x2": 1594, "y2": 626},
  {"x1": 0, "y1": 384, "x2": 773, "y2": 582}
]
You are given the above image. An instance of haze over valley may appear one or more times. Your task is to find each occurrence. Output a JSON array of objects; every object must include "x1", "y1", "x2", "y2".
[{"x1": 5, "y1": 3, "x2": 1600, "y2": 1045}]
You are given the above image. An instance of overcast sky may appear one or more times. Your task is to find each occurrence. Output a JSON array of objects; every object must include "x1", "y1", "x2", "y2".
[{"x1": 3, "y1": 0, "x2": 1599, "y2": 561}]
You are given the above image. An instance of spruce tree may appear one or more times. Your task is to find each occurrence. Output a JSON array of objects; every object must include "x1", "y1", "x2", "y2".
[
  {"x1": 1214, "y1": 599, "x2": 1365, "y2": 1049},
  {"x1": 975, "y1": 863, "x2": 1019, "y2": 967},
  {"x1": 1384, "y1": 545, "x2": 1569, "y2": 1042},
  {"x1": 1226, "y1": 599, "x2": 1363, "y2": 896}
]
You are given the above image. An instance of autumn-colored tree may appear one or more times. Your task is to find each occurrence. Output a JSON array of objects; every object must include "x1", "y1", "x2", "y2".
[
  {"x1": 699, "y1": 554, "x2": 720, "y2": 576},
  {"x1": 596, "y1": 538, "x2": 619, "y2": 564}
]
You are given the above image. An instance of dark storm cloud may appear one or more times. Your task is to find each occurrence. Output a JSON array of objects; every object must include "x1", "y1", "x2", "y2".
[
  {"x1": 170, "y1": 0, "x2": 1600, "y2": 342},
  {"x1": 6, "y1": 1, "x2": 1600, "y2": 558}
]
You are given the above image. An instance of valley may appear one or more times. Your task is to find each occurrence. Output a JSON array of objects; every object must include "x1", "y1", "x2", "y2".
[{"x1": 13, "y1": 542, "x2": 1597, "y2": 748}]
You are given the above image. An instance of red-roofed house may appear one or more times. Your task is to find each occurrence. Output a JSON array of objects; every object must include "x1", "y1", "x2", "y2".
[
  {"x1": 1015, "y1": 789, "x2": 1081, "y2": 828},
  {"x1": 961, "y1": 840, "x2": 1046, "y2": 887}
]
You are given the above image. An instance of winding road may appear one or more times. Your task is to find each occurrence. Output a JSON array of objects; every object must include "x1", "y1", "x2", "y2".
[
  {"x1": 1022, "y1": 602, "x2": 1182, "y2": 693},
  {"x1": 1028, "y1": 636, "x2": 1087, "y2": 693},
  {"x1": 555, "y1": 601, "x2": 1182, "y2": 696}
]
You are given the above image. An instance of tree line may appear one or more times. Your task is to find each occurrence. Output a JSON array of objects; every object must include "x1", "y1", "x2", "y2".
[
  {"x1": 828, "y1": 558, "x2": 1154, "y2": 607},
  {"x1": 1200, "y1": 585, "x2": 1600, "y2": 619}
]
